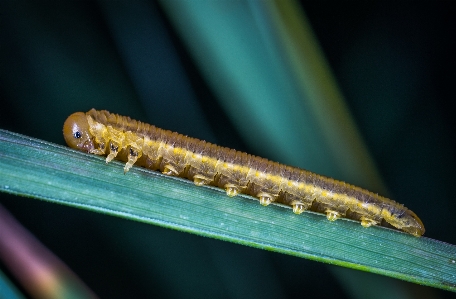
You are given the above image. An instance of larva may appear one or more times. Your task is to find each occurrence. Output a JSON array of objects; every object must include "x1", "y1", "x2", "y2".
[{"x1": 63, "y1": 109, "x2": 425, "y2": 237}]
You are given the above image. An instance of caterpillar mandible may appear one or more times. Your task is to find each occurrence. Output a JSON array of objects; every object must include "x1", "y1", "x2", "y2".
[{"x1": 63, "y1": 109, "x2": 425, "y2": 237}]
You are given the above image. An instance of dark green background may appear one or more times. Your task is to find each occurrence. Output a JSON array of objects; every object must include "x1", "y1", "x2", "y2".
[{"x1": 0, "y1": 1, "x2": 455, "y2": 298}]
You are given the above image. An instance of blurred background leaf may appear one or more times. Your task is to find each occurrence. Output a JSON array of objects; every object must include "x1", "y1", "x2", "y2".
[
  {"x1": 0, "y1": 268, "x2": 26, "y2": 299},
  {"x1": 0, "y1": 1, "x2": 455, "y2": 298}
]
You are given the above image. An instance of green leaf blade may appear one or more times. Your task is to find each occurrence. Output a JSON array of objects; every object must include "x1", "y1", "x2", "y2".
[{"x1": 1, "y1": 129, "x2": 455, "y2": 292}]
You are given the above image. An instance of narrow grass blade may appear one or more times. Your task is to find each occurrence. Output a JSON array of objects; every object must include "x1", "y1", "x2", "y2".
[{"x1": 0, "y1": 129, "x2": 455, "y2": 292}]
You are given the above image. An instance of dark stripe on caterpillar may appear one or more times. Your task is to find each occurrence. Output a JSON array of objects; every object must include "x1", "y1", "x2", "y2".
[{"x1": 63, "y1": 109, "x2": 425, "y2": 236}]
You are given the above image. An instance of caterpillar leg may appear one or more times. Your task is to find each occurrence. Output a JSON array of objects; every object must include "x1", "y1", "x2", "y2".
[
  {"x1": 160, "y1": 149, "x2": 186, "y2": 176},
  {"x1": 193, "y1": 174, "x2": 212, "y2": 186},
  {"x1": 225, "y1": 184, "x2": 240, "y2": 197},
  {"x1": 186, "y1": 166, "x2": 216, "y2": 187},
  {"x1": 280, "y1": 193, "x2": 312, "y2": 215},
  {"x1": 162, "y1": 164, "x2": 179, "y2": 176},
  {"x1": 106, "y1": 142, "x2": 120, "y2": 163},
  {"x1": 360, "y1": 217, "x2": 378, "y2": 228},
  {"x1": 89, "y1": 143, "x2": 106, "y2": 155},
  {"x1": 325, "y1": 210, "x2": 341, "y2": 221},
  {"x1": 217, "y1": 171, "x2": 248, "y2": 198},
  {"x1": 313, "y1": 202, "x2": 348, "y2": 222},
  {"x1": 249, "y1": 181, "x2": 279, "y2": 207},
  {"x1": 292, "y1": 203, "x2": 305, "y2": 214},
  {"x1": 257, "y1": 192, "x2": 275, "y2": 206},
  {"x1": 124, "y1": 147, "x2": 142, "y2": 173},
  {"x1": 292, "y1": 200, "x2": 313, "y2": 214}
]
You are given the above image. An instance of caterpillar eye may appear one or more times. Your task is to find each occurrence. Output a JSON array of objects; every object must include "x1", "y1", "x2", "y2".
[{"x1": 74, "y1": 131, "x2": 82, "y2": 139}]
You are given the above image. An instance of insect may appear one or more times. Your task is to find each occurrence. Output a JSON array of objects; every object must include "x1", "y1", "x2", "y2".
[{"x1": 63, "y1": 109, "x2": 425, "y2": 237}]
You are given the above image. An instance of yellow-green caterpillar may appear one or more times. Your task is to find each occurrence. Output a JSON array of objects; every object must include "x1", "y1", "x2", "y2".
[{"x1": 63, "y1": 109, "x2": 425, "y2": 237}]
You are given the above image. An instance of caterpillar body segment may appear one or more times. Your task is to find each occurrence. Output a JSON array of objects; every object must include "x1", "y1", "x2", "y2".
[{"x1": 63, "y1": 109, "x2": 425, "y2": 237}]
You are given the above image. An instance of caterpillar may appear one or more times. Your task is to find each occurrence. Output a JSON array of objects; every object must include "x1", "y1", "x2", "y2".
[{"x1": 63, "y1": 109, "x2": 425, "y2": 237}]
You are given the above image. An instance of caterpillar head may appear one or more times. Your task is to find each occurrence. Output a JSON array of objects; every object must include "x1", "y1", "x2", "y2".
[{"x1": 63, "y1": 112, "x2": 95, "y2": 153}]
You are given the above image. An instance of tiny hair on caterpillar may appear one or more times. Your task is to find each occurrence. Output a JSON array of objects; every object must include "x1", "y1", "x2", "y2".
[{"x1": 63, "y1": 109, "x2": 425, "y2": 237}]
